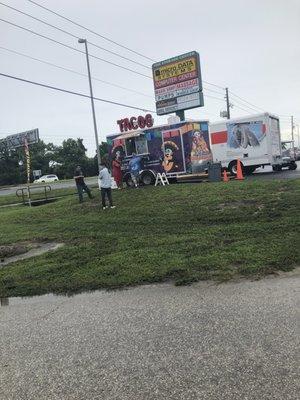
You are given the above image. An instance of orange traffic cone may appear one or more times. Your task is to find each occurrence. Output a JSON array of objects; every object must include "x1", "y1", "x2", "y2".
[
  {"x1": 223, "y1": 170, "x2": 229, "y2": 182},
  {"x1": 235, "y1": 159, "x2": 244, "y2": 180}
]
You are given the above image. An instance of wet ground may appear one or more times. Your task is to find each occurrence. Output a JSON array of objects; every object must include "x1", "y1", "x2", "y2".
[
  {"x1": 0, "y1": 242, "x2": 64, "y2": 267},
  {"x1": 0, "y1": 270, "x2": 299, "y2": 400}
]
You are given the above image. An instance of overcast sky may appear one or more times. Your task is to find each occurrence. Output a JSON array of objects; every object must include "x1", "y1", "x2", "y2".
[{"x1": 0, "y1": 0, "x2": 299, "y2": 155}]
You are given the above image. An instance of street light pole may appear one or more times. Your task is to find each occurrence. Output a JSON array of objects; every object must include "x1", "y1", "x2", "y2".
[{"x1": 78, "y1": 38, "x2": 101, "y2": 170}]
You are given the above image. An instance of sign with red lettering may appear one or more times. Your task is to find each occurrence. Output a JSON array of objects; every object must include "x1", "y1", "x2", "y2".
[{"x1": 117, "y1": 114, "x2": 154, "y2": 132}]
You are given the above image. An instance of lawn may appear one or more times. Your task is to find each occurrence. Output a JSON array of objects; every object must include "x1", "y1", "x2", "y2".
[{"x1": 0, "y1": 179, "x2": 299, "y2": 297}]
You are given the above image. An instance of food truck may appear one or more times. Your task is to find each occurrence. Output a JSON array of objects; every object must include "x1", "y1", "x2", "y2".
[{"x1": 106, "y1": 119, "x2": 212, "y2": 186}]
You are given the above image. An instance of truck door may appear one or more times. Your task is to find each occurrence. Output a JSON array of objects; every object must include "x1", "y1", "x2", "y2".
[
  {"x1": 161, "y1": 128, "x2": 186, "y2": 174},
  {"x1": 269, "y1": 117, "x2": 282, "y2": 158}
]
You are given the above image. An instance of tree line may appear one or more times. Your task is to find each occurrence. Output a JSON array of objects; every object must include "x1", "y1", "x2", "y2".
[{"x1": 0, "y1": 138, "x2": 108, "y2": 186}]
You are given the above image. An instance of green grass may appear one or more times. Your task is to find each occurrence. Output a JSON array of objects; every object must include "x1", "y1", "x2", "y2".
[
  {"x1": 0, "y1": 186, "x2": 98, "y2": 206},
  {"x1": 0, "y1": 179, "x2": 300, "y2": 297}
]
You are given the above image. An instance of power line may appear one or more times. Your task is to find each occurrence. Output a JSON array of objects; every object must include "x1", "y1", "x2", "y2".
[
  {"x1": 1, "y1": 45, "x2": 222, "y2": 101},
  {"x1": 231, "y1": 103, "x2": 255, "y2": 114},
  {"x1": 27, "y1": 0, "x2": 156, "y2": 62},
  {"x1": 0, "y1": 46, "x2": 152, "y2": 98},
  {"x1": 2, "y1": 3, "x2": 227, "y2": 91},
  {"x1": 0, "y1": 72, "x2": 156, "y2": 113},
  {"x1": 0, "y1": 18, "x2": 151, "y2": 79},
  {"x1": 204, "y1": 94, "x2": 225, "y2": 102},
  {"x1": 230, "y1": 99, "x2": 263, "y2": 114},
  {"x1": 203, "y1": 86, "x2": 225, "y2": 95},
  {"x1": 229, "y1": 90, "x2": 266, "y2": 112},
  {"x1": 0, "y1": 2, "x2": 150, "y2": 69},
  {"x1": 203, "y1": 80, "x2": 225, "y2": 90},
  {"x1": 25, "y1": 0, "x2": 229, "y2": 91}
]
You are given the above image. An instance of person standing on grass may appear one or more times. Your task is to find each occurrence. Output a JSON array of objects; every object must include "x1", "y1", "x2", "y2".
[
  {"x1": 74, "y1": 165, "x2": 93, "y2": 203},
  {"x1": 99, "y1": 163, "x2": 115, "y2": 210},
  {"x1": 112, "y1": 151, "x2": 122, "y2": 189},
  {"x1": 129, "y1": 153, "x2": 142, "y2": 188}
]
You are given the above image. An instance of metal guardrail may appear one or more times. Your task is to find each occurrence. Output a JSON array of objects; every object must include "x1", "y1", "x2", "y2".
[{"x1": 16, "y1": 185, "x2": 52, "y2": 205}]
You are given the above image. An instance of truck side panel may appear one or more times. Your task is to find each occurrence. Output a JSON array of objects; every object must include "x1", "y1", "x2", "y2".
[
  {"x1": 107, "y1": 121, "x2": 212, "y2": 179},
  {"x1": 210, "y1": 114, "x2": 276, "y2": 169}
]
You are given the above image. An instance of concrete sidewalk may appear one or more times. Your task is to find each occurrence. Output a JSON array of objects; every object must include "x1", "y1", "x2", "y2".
[{"x1": 0, "y1": 271, "x2": 299, "y2": 400}]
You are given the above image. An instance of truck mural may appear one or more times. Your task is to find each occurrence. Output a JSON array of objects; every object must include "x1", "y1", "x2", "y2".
[{"x1": 106, "y1": 120, "x2": 212, "y2": 186}]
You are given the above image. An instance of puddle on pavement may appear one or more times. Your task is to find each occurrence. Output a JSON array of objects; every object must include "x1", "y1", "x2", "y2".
[{"x1": 0, "y1": 242, "x2": 64, "y2": 267}]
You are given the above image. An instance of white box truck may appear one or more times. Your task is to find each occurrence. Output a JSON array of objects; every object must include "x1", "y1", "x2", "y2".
[{"x1": 209, "y1": 113, "x2": 297, "y2": 175}]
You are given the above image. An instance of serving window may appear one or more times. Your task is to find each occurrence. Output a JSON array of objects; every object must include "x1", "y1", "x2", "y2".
[{"x1": 125, "y1": 135, "x2": 148, "y2": 156}]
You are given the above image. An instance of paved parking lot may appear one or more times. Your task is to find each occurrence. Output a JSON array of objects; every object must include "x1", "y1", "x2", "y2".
[{"x1": 1, "y1": 270, "x2": 299, "y2": 400}]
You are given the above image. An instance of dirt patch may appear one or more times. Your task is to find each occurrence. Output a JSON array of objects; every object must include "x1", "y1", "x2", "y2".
[
  {"x1": 0, "y1": 242, "x2": 64, "y2": 267},
  {"x1": 0, "y1": 245, "x2": 28, "y2": 259}
]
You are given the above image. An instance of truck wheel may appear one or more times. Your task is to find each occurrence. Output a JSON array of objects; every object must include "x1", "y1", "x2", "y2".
[
  {"x1": 289, "y1": 162, "x2": 297, "y2": 170},
  {"x1": 140, "y1": 171, "x2": 155, "y2": 186},
  {"x1": 272, "y1": 165, "x2": 282, "y2": 172},
  {"x1": 228, "y1": 160, "x2": 243, "y2": 176}
]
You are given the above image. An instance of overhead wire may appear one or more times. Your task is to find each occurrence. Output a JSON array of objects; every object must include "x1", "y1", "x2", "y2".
[
  {"x1": 3, "y1": 3, "x2": 292, "y2": 120},
  {"x1": 25, "y1": 0, "x2": 228, "y2": 91},
  {"x1": 204, "y1": 94, "x2": 225, "y2": 102},
  {"x1": 0, "y1": 2, "x2": 150, "y2": 69},
  {"x1": 0, "y1": 72, "x2": 157, "y2": 113},
  {"x1": 0, "y1": 46, "x2": 153, "y2": 98},
  {"x1": 26, "y1": 0, "x2": 156, "y2": 62},
  {"x1": 0, "y1": 18, "x2": 151, "y2": 79},
  {"x1": 229, "y1": 90, "x2": 266, "y2": 112},
  {"x1": 231, "y1": 103, "x2": 256, "y2": 114}
]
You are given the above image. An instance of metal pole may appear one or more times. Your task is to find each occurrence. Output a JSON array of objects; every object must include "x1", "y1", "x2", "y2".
[
  {"x1": 79, "y1": 39, "x2": 101, "y2": 170},
  {"x1": 24, "y1": 138, "x2": 32, "y2": 207},
  {"x1": 291, "y1": 115, "x2": 295, "y2": 159},
  {"x1": 175, "y1": 110, "x2": 185, "y2": 121},
  {"x1": 225, "y1": 88, "x2": 230, "y2": 119}
]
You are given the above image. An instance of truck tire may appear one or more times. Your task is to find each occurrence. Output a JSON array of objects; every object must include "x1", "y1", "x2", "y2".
[
  {"x1": 228, "y1": 160, "x2": 244, "y2": 176},
  {"x1": 289, "y1": 162, "x2": 297, "y2": 170},
  {"x1": 140, "y1": 171, "x2": 155, "y2": 186},
  {"x1": 272, "y1": 165, "x2": 282, "y2": 172}
]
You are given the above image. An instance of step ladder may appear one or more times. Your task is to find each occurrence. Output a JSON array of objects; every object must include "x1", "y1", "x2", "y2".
[{"x1": 155, "y1": 173, "x2": 169, "y2": 186}]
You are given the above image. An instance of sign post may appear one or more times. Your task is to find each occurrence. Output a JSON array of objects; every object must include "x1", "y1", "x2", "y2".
[
  {"x1": 152, "y1": 51, "x2": 204, "y2": 116},
  {"x1": 0, "y1": 129, "x2": 39, "y2": 207},
  {"x1": 24, "y1": 138, "x2": 32, "y2": 207}
]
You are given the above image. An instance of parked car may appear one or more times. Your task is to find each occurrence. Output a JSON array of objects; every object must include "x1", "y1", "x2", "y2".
[{"x1": 34, "y1": 174, "x2": 59, "y2": 183}]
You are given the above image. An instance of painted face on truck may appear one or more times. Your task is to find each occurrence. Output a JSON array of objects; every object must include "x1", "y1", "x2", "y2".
[
  {"x1": 165, "y1": 148, "x2": 173, "y2": 160},
  {"x1": 162, "y1": 141, "x2": 179, "y2": 172}
]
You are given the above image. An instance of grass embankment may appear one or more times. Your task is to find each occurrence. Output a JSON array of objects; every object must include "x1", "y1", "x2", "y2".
[{"x1": 0, "y1": 179, "x2": 299, "y2": 297}]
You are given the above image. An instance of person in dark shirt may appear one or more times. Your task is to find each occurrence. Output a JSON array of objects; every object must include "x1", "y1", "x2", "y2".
[{"x1": 74, "y1": 166, "x2": 93, "y2": 203}]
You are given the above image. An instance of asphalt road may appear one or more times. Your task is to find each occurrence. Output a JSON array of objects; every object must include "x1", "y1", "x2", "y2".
[
  {"x1": 0, "y1": 162, "x2": 299, "y2": 197},
  {"x1": 1, "y1": 271, "x2": 299, "y2": 400}
]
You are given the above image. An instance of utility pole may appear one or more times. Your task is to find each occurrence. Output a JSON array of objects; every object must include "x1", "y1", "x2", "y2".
[
  {"x1": 291, "y1": 115, "x2": 295, "y2": 159},
  {"x1": 225, "y1": 88, "x2": 230, "y2": 119},
  {"x1": 78, "y1": 39, "x2": 101, "y2": 171}
]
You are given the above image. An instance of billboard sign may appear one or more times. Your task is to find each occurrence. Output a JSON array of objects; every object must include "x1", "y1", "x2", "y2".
[
  {"x1": 152, "y1": 51, "x2": 204, "y2": 115},
  {"x1": 0, "y1": 128, "x2": 39, "y2": 150}
]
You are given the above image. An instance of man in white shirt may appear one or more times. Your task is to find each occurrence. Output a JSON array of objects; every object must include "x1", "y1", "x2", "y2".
[{"x1": 99, "y1": 163, "x2": 115, "y2": 210}]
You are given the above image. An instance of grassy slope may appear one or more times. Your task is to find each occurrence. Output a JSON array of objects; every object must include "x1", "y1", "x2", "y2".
[{"x1": 0, "y1": 179, "x2": 299, "y2": 297}]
